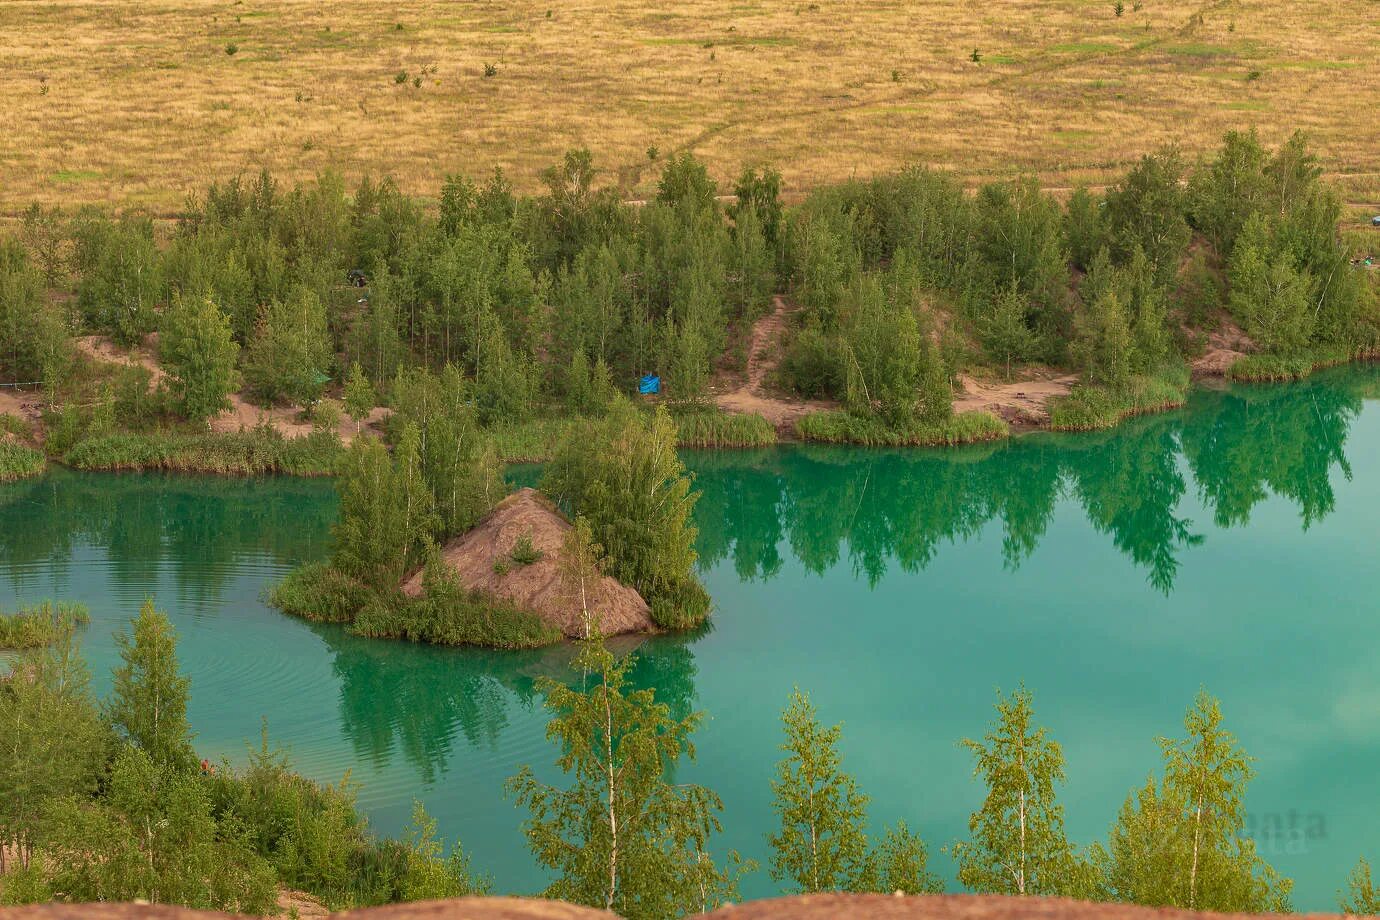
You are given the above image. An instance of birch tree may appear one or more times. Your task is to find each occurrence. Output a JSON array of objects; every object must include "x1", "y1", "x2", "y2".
[
  {"x1": 768, "y1": 689, "x2": 870, "y2": 893},
  {"x1": 951, "y1": 686, "x2": 1091, "y2": 897},
  {"x1": 507, "y1": 635, "x2": 743, "y2": 919}
]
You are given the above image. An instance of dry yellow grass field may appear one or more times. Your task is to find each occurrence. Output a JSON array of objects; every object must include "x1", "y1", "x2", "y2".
[{"x1": 4, "y1": 0, "x2": 1380, "y2": 211}]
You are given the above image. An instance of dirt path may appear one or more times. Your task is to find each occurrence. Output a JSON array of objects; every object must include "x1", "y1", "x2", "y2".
[
  {"x1": 952, "y1": 369, "x2": 1078, "y2": 426},
  {"x1": 73, "y1": 334, "x2": 390, "y2": 444},
  {"x1": 713, "y1": 296, "x2": 833, "y2": 433}
]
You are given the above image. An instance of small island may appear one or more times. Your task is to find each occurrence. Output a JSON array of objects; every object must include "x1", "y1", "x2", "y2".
[{"x1": 270, "y1": 381, "x2": 709, "y2": 649}]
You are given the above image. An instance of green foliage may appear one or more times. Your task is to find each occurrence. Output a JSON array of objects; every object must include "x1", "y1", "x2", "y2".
[
  {"x1": 1063, "y1": 187, "x2": 1105, "y2": 270},
  {"x1": 0, "y1": 240, "x2": 72, "y2": 396},
  {"x1": 768, "y1": 689, "x2": 871, "y2": 892},
  {"x1": 331, "y1": 430, "x2": 433, "y2": 590},
  {"x1": 388, "y1": 366, "x2": 506, "y2": 541},
  {"x1": 63, "y1": 427, "x2": 342, "y2": 475},
  {"x1": 541, "y1": 400, "x2": 709, "y2": 628},
  {"x1": 0, "y1": 602, "x2": 90, "y2": 649},
  {"x1": 509, "y1": 533, "x2": 543, "y2": 566},
  {"x1": 1097, "y1": 690, "x2": 1292, "y2": 912},
  {"x1": 107, "y1": 599, "x2": 196, "y2": 772},
  {"x1": 267, "y1": 561, "x2": 372, "y2": 623},
  {"x1": 862, "y1": 821, "x2": 945, "y2": 895},
  {"x1": 342, "y1": 362, "x2": 376, "y2": 428},
  {"x1": 1339, "y1": 858, "x2": 1379, "y2": 915},
  {"x1": 0, "y1": 632, "x2": 108, "y2": 872},
  {"x1": 243, "y1": 287, "x2": 333, "y2": 406},
  {"x1": 159, "y1": 294, "x2": 241, "y2": 424},
  {"x1": 508, "y1": 635, "x2": 744, "y2": 917},
  {"x1": 978, "y1": 286, "x2": 1040, "y2": 377},
  {"x1": 1047, "y1": 366, "x2": 1189, "y2": 431},
  {"x1": 951, "y1": 687, "x2": 1094, "y2": 897},
  {"x1": 795, "y1": 408, "x2": 1007, "y2": 447},
  {"x1": 1072, "y1": 290, "x2": 1134, "y2": 388},
  {"x1": 73, "y1": 215, "x2": 162, "y2": 345},
  {"x1": 671, "y1": 407, "x2": 776, "y2": 448},
  {"x1": 1102, "y1": 149, "x2": 1191, "y2": 287},
  {"x1": 0, "y1": 439, "x2": 46, "y2": 482},
  {"x1": 42, "y1": 745, "x2": 278, "y2": 912}
]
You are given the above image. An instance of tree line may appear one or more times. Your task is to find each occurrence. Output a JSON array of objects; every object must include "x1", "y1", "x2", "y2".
[
  {"x1": 5, "y1": 606, "x2": 1377, "y2": 916},
  {"x1": 2, "y1": 131, "x2": 1375, "y2": 456}
]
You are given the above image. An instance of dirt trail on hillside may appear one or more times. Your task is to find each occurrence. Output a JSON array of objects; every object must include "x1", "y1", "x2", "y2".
[
  {"x1": 713, "y1": 295, "x2": 833, "y2": 434},
  {"x1": 73, "y1": 335, "x2": 389, "y2": 443}
]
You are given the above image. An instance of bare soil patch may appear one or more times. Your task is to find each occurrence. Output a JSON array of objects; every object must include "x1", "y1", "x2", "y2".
[
  {"x1": 71, "y1": 335, "x2": 389, "y2": 443},
  {"x1": 1190, "y1": 319, "x2": 1256, "y2": 378},
  {"x1": 952, "y1": 369, "x2": 1078, "y2": 426},
  {"x1": 712, "y1": 296, "x2": 834, "y2": 435},
  {"x1": 401, "y1": 488, "x2": 654, "y2": 639}
]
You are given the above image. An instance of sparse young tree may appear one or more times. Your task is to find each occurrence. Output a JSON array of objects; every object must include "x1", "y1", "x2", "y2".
[
  {"x1": 342, "y1": 362, "x2": 376, "y2": 434},
  {"x1": 979, "y1": 286, "x2": 1039, "y2": 379},
  {"x1": 559, "y1": 515, "x2": 606, "y2": 639},
  {"x1": 768, "y1": 689, "x2": 871, "y2": 893},
  {"x1": 507, "y1": 635, "x2": 743, "y2": 918},
  {"x1": 106, "y1": 600, "x2": 196, "y2": 773},
  {"x1": 1340, "y1": 857, "x2": 1379, "y2": 915},
  {"x1": 159, "y1": 294, "x2": 240, "y2": 424},
  {"x1": 951, "y1": 686, "x2": 1089, "y2": 897}
]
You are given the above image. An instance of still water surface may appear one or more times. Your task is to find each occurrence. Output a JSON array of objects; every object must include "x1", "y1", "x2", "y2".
[{"x1": 4, "y1": 367, "x2": 1380, "y2": 909}]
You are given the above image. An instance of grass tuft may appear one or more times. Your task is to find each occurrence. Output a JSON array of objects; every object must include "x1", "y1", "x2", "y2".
[
  {"x1": 1047, "y1": 366, "x2": 1190, "y2": 431},
  {"x1": 64, "y1": 428, "x2": 343, "y2": 476},
  {"x1": 794, "y1": 409, "x2": 1008, "y2": 446},
  {"x1": 0, "y1": 601, "x2": 91, "y2": 649}
]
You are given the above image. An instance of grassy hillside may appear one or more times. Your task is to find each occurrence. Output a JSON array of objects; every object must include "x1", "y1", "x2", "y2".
[{"x1": 7, "y1": 0, "x2": 1380, "y2": 211}]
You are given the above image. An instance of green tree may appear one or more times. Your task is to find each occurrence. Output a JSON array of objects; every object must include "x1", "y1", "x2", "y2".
[
  {"x1": 41, "y1": 747, "x2": 277, "y2": 912},
  {"x1": 1103, "y1": 149, "x2": 1191, "y2": 287},
  {"x1": 332, "y1": 429, "x2": 434, "y2": 590},
  {"x1": 1098, "y1": 691, "x2": 1291, "y2": 912},
  {"x1": 342, "y1": 362, "x2": 376, "y2": 434},
  {"x1": 767, "y1": 689, "x2": 870, "y2": 893},
  {"x1": 0, "y1": 241, "x2": 73, "y2": 400},
  {"x1": 1072, "y1": 290, "x2": 1134, "y2": 388},
  {"x1": 1340, "y1": 857, "x2": 1379, "y2": 915},
  {"x1": 951, "y1": 686, "x2": 1088, "y2": 897},
  {"x1": 243, "y1": 286, "x2": 332, "y2": 406},
  {"x1": 507, "y1": 636, "x2": 743, "y2": 918},
  {"x1": 159, "y1": 294, "x2": 241, "y2": 424},
  {"x1": 541, "y1": 401, "x2": 707, "y2": 628},
  {"x1": 106, "y1": 600, "x2": 196, "y2": 772},
  {"x1": 1227, "y1": 215, "x2": 1315, "y2": 353},
  {"x1": 979, "y1": 286, "x2": 1039, "y2": 378},
  {"x1": 74, "y1": 216, "x2": 162, "y2": 346},
  {"x1": 861, "y1": 821, "x2": 945, "y2": 895},
  {"x1": 0, "y1": 633, "x2": 107, "y2": 871},
  {"x1": 397, "y1": 801, "x2": 489, "y2": 901}
]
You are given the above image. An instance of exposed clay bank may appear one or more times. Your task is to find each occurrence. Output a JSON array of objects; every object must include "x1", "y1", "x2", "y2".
[{"x1": 4, "y1": 365, "x2": 1380, "y2": 910}]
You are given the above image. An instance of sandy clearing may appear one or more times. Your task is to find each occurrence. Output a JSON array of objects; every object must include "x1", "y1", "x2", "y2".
[
  {"x1": 952, "y1": 369, "x2": 1078, "y2": 426},
  {"x1": 712, "y1": 296, "x2": 834, "y2": 434}
]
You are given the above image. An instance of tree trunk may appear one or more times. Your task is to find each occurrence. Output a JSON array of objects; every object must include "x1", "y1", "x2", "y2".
[{"x1": 605, "y1": 684, "x2": 619, "y2": 911}]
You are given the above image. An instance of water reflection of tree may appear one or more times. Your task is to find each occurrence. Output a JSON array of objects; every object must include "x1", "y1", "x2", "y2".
[
  {"x1": 0, "y1": 470, "x2": 336, "y2": 602},
  {"x1": 1180, "y1": 375, "x2": 1361, "y2": 529},
  {"x1": 686, "y1": 368, "x2": 1377, "y2": 592},
  {"x1": 311, "y1": 622, "x2": 702, "y2": 783}
]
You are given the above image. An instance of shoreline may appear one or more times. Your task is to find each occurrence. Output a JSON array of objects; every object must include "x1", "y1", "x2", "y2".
[{"x1": 4, "y1": 354, "x2": 1373, "y2": 482}]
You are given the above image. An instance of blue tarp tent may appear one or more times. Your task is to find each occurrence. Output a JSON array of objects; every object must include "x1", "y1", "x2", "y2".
[{"x1": 638, "y1": 374, "x2": 661, "y2": 395}]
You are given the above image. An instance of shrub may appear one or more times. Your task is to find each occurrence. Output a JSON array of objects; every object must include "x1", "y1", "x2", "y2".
[
  {"x1": 671, "y1": 408, "x2": 776, "y2": 448},
  {"x1": 0, "y1": 438, "x2": 45, "y2": 482},
  {"x1": 267, "y1": 562, "x2": 371, "y2": 624},
  {"x1": 509, "y1": 533, "x2": 543, "y2": 566},
  {"x1": 0, "y1": 601, "x2": 90, "y2": 649}
]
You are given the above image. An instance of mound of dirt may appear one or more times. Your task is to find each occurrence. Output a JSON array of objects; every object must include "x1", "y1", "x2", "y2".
[{"x1": 401, "y1": 488, "x2": 654, "y2": 639}]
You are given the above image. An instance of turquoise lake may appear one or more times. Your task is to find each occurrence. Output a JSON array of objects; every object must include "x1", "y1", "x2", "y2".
[{"x1": 4, "y1": 366, "x2": 1380, "y2": 910}]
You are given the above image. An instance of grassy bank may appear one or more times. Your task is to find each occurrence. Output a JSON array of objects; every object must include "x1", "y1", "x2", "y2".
[
  {"x1": 671, "y1": 407, "x2": 776, "y2": 448},
  {"x1": 794, "y1": 409, "x2": 1008, "y2": 447},
  {"x1": 1048, "y1": 366, "x2": 1192, "y2": 432},
  {"x1": 63, "y1": 428, "x2": 343, "y2": 476},
  {"x1": 0, "y1": 601, "x2": 90, "y2": 649},
  {"x1": 268, "y1": 562, "x2": 560, "y2": 650},
  {"x1": 0, "y1": 439, "x2": 46, "y2": 482},
  {"x1": 1225, "y1": 347, "x2": 1363, "y2": 383}
]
